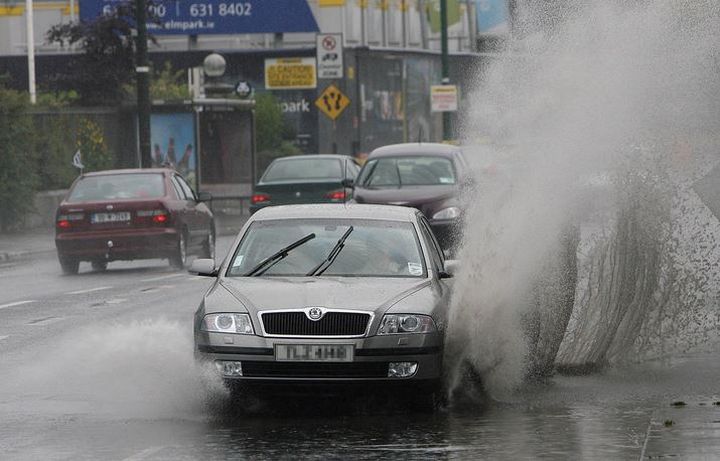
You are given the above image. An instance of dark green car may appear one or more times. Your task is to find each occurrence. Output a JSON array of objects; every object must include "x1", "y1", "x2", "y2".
[{"x1": 250, "y1": 155, "x2": 361, "y2": 213}]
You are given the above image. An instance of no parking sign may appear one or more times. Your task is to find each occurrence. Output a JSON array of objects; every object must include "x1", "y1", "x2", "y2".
[{"x1": 316, "y1": 33, "x2": 344, "y2": 79}]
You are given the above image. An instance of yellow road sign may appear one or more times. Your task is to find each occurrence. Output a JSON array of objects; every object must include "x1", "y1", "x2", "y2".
[{"x1": 315, "y1": 84, "x2": 351, "y2": 121}]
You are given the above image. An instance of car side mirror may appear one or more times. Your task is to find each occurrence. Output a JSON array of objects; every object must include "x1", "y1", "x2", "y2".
[
  {"x1": 440, "y1": 259, "x2": 460, "y2": 279},
  {"x1": 341, "y1": 178, "x2": 355, "y2": 188},
  {"x1": 197, "y1": 191, "x2": 213, "y2": 203},
  {"x1": 189, "y1": 258, "x2": 217, "y2": 277}
]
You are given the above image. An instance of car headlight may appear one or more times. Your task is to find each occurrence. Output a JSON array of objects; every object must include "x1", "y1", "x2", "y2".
[
  {"x1": 377, "y1": 314, "x2": 437, "y2": 335},
  {"x1": 432, "y1": 207, "x2": 460, "y2": 220},
  {"x1": 202, "y1": 313, "x2": 254, "y2": 335}
]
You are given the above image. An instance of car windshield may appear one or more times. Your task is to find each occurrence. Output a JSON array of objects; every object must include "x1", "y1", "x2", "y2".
[
  {"x1": 67, "y1": 173, "x2": 165, "y2": 202},
  {"x1": 227, "y1": 219, "x2": 426, "y2": 278},
  {"x1": 262, "y1": 158, "x2": 343, "y2": 182},
  {"x1": 358, "y1": 156, "x2": 457, "y2": 187}
]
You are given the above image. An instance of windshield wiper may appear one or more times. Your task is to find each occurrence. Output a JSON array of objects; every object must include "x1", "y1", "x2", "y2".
[
  {"x1": 245, "y1": 233, "x2": 316, "y2": 276},
  {"x1": 306, "y1": 226, "x2": 354, "y2": 276}
]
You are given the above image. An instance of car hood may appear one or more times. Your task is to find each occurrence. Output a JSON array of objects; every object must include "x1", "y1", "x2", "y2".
[
  {"x1": 353, "y1": 185, "x2": 458, "y2": 216},
  {"x1": 217, "y1": 276, "x2": 431, "y2": 316}
]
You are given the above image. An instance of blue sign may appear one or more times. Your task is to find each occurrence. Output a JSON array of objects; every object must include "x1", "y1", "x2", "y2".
[
  {"x1": 80, "y1": 0, "x2": 320, "y2": 35},
  {"x1": 476, "y1": 0, "x2": 509, "y2": 34}
]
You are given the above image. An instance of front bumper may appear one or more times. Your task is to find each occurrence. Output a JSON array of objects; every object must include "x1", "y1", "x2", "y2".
[
  {"x1": 55, "y1": 228, "x2": 179, "y2": 261},
  {"x1": 195, "y1": 331, "x2": 443, "y2": 384}
]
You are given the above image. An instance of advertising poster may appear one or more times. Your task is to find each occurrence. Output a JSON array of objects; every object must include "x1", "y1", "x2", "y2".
[{"x1": 150, "y1": 113, "x2": 198, "y2": 188}]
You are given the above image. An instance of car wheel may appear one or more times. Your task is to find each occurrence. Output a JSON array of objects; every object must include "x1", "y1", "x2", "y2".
[
  {"x1": 91, "y1": 260, "x2": 108, "y2": 272},
  {"x1": 58, "y1": 254, "x2": 79, "y2": 275},
  {"x1": 169, "y1": 231, "x2": 188, "y2": 269},
  {"x1": 202, "y1": 228, "x2": 216, "y2": 260}
]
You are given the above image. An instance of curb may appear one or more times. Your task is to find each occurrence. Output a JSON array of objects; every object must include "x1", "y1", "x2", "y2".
[{"x1": 0, "y1": 248, "x2": 56, "y2": 263}]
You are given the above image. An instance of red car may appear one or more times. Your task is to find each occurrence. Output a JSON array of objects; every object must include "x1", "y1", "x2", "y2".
[{"x1": 55, "y1": 168, "x2": 215, "y2": 274}]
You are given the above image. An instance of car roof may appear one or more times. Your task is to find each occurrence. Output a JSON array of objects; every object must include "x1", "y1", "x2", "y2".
[
  {"x1": 251, "y1": 204, "x2": 420, "y2": 222},
  {"x1": 368, "y1": 143, "x2": 461, "y2": 159},
  {"x1": 272, "y1": 154, "x2": 353, "y2": 162},
  {"x1": 81, "y1": 168, "x2": 175, "y2": 177}
]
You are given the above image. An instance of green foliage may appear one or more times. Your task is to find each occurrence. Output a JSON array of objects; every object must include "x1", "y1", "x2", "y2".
[
  {"x1": 123, "y1": 61, "x2": 191, "y2": 101},
  {"x1": 255, "y1": 92, "x2": 301, "y2": 174},
  {"x1": 45, "y1": 1, "x2": 150, "y2": 105},
  {"x1": 76, "y1": 118, "x2": 113, "y2": 172},
  {"x1": 0, "y1": 88, "x2": 38, "y2": 231},
  {"x1": 255, "y1": 92, "x2": 285, "y2": 152},
  {"x1": 150, "y1": 62, "x2": 191, "y2": 100},
  {"x1": 33, "y1": 114, "x2": 78, "y2": 190},
  {"x1": 36, "y1": 90, "x2": 80, "y2": 109}
]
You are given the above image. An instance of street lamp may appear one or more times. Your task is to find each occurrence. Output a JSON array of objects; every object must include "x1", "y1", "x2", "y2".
[{"x1": 203, "y1": 53, "x2": 227, "y2": 78}]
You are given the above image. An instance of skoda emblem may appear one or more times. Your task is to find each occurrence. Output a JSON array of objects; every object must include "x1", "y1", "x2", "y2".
[
  {"x1": 295, "y1": 191, "x2": 302, "y2": 198},
  {"x1": 307, "y1": 307, "x2": 324, "y2": 321}
]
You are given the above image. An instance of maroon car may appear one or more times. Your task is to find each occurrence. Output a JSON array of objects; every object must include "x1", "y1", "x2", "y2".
[
  {"x1": 352, "y1": 143, "x2": 470, "y2": 250},
  {"x1": 55, "y1": 168, "x2": 215, "y2": 274}
]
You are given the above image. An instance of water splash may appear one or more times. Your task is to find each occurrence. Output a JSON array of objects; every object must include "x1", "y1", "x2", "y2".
[{"x1": 447, "y1": 1, "x2": 720, "y2": 399}]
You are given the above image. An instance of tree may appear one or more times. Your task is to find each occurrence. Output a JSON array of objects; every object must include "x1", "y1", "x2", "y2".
[
  {"x1": 123, "y1": 61, "x2": 191, "y2": 101},
  {"x1": 46, "y1": 2, "x2": 157, "y2": 105},
  {"x1": 254, "y1": 92, "x2": 301, "y2": 173},
  {"x1": 0, "y1": 87, "x2": 37, "y2": 231}
]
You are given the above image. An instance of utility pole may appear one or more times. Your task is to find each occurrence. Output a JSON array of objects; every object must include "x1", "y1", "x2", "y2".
[
  {"x1": 25, "y1": 0, "x2": 36, "y2": 104},
  {"x1": 135, "y1": 0, "x2": 152, "y2": 168},
  {"x1": 440, "y1": 0, "x2": 450, "y2": 141}
]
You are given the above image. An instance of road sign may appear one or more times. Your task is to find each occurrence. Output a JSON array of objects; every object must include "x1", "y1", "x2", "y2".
[
  {"x1": 315, "y1": 84, "x2": 350, "y2": 120},
  {"x1": 265, "y1": 58, "x2": 317, "y2": 90},
  {"x1": 431, "y1": 85, "x2": 458, "y2": 112},
  {"x1": 80, "y1": 0, "x2": 320, "y2": 35},
  {"x1": 316, "y1": 33, "x2": 344, "y2": 79}
]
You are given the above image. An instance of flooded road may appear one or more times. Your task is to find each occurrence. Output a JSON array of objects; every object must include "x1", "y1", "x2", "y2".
[{"x1": 1, "y1": 246, "x2": 718, "y2": 460}]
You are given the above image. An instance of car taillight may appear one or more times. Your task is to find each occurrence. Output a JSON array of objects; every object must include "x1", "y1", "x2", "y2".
[
  {"x1": 251, "y1": 193, "x2": 270, "y2": 204},
  {"x1": 325, "y1": 190, "x2": 346, "y2": 201},
  {"x1": 137, "y1": 210, "x2": 169, "y2": 225},
  {"x1": 57, "y1": 213, "x2": 84, "y2": 229}
]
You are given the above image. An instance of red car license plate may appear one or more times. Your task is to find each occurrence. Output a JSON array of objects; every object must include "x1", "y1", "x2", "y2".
[{"x1": 91, "y1": 212, "x2": 131, "y2": 223}]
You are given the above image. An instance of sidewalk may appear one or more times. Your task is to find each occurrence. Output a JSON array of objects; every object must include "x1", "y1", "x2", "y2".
[{"x1": 0, "y1": 229, "x2": 56, "y2": 262}]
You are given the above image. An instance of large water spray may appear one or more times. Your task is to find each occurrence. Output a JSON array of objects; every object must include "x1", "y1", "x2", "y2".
[{"x1": 447, "y1": 1, "x2": 720, "y2": 399}]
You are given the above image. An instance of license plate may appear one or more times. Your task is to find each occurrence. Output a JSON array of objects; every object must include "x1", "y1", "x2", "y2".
[
  {"x1": 91, "y1": 212, "x2": 131, "y2": 224},
  {"x1": 275, "y1": 344, "x2": 354, "y2": 362}
]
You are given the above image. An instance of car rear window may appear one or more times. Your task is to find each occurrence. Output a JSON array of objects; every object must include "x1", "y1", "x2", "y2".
[
  {"x1": 358, "y1": 156, "x2": 457, "y2": 187},
  {"x1": 262, "y1": 158, "x2": 343, "y2": 182},
  {"x1": 67, "y1": 173, "x2": 165, "y2": 202}
]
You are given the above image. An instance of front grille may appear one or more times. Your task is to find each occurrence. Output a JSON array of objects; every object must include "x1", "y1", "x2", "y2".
[
  {"x1": 241, "y1": 361, "x2": 388, "y2": 378},
  {"x1": 261, "y1": 311, "x2": 370, "y2": 336}
]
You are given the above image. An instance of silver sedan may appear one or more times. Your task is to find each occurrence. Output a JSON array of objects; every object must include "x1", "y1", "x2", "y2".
[{"x1": 192, "y1": 204, "x2": 457, "y2": 400}]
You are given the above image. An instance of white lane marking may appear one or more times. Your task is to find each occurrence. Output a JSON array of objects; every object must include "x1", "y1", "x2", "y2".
[
  {"x1": 121, "y1": 446, "x2": 167, "y2": 461},
  {"x1": 141, "y1": 273, "x2": 185, "y2": 283},
  {"x1": 0, "y1": 300, "x2": 36, "y2": 310},
  {"x1": 106, "y1": 298, "x2": 127, "y2": 305},
  {"x1": 0, "y1": 335, "x2": 9, "y2": 341},
  {"x1": 65, "y1": 286, "x2": 111, "y2": 295}
]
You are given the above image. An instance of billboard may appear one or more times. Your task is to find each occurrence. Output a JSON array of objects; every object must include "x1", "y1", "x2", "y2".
[
  {"x1": 80, "y1": 0, "x2": 320, "y2": 35},
  {"x1": 150, "y1": 113, "x2": 197, "y2": 187}
]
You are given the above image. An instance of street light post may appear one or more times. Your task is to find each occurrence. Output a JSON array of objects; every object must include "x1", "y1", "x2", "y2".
[
  {"x1": 135, "y1": 0, "x2": 152, "y2": 168},
  {"x1": 25, "y1": 0, "x2": 36, "y2": 104},
  {"x1": 440, "y1": 0, "x2": 450, "y2": 141}
]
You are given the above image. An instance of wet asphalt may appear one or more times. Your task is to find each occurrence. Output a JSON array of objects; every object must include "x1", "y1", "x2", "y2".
[{"x1": 0, "y1": 238, "x2": 718, "y2": 460}]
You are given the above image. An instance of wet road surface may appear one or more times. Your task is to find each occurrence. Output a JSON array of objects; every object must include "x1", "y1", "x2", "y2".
[{"x1": 0, "y1": 240, "x2": 718, "y2": 460}]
